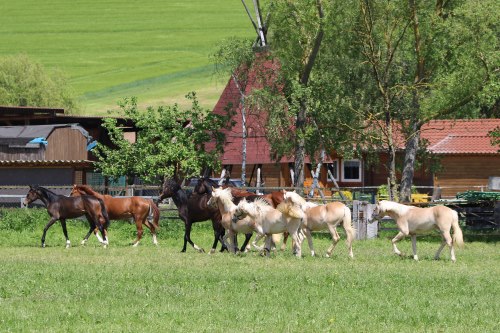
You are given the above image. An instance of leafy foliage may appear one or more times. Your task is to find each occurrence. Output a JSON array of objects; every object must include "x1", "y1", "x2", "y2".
[
  {"x1": 93, "y1": 93, "x2": 234, "y2": 183},
  {"x1": 0, "y1": 54, "x2": 77, "y2": 112}
]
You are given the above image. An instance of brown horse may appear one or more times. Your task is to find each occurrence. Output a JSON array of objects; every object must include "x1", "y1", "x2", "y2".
[
  {"x1": 70, "y1": 185, "x2": 160, "y2": 246},
  {"x1": 24, "y1": 185, "x2": 109, "y2": 248}
]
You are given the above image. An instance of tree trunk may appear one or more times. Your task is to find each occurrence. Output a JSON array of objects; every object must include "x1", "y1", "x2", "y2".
[{"x1": 400, "y1": 124, "x2": 420, "y2": 202}]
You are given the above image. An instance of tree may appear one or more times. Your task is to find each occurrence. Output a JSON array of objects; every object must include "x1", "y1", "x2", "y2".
[
  {"x1": 93, "y1": 93, "x2": 233, "y2": 185},
  {"x1": 0, "y1": 54, "x2": 78, "y2": 112}
]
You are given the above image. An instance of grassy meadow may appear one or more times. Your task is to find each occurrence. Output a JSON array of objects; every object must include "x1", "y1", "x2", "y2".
[
  {"x1": 0, "y1": 1, "x2": 254, "y2": 114},
  {"x1": 0, "y1": 208, "x2": 499, "y2": 332}
]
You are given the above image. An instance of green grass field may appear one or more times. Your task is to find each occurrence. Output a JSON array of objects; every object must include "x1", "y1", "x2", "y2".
[
  {"x1": 0, "y1": 1, "x2": 254, "y2": 114},
  {"x1": 0, "y1": 208, "x2": 499, "y2": 332}
]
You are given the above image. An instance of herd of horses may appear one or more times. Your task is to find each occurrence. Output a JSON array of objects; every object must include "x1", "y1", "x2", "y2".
[{"x1": 23, "y1": 177, "x2": 465, "y2": 262}]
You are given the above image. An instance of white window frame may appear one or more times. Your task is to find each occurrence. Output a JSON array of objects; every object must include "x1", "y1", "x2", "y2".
[
  {"x1": 341, "y1": 159, "x2": 362, "y2": 182},
  {"x1": 326, "y1": 160, "x2": 339, "y2": 182}
]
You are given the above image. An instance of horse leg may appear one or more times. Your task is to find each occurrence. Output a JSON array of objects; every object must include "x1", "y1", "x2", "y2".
[
  {"x1": 303, "y1": 228, "x2": 315, "y2": 257},
  {"x1": 41, "y1": 217, "x2": 58, "y2": 248},
  {"x1": 132, "y1": 217, "x2": 144, "y2": 247},
  {"x1": 434, "y1": 239, "x2": 447, "y2": 261},
  {"x1": 391, "y1": 232, "x2": 407, "y2": 256},
  {"x1": 240, "y1": 233, "x2": 253, "y2": 253},
  {"x1": 410, "y1": 234, "x2": 419, "y2": 261},
  {"x1": 325, "y1": 226, "x2": 340, "y2": 258},
  {"x1": 143, "y1": 219, "x2": 158, "y2": 246},
  {"x1": 441, "y1": 231, "x2": 456, "y2": 262},
  {"x1": 263, "y1": 234, "x2": 273, "y2": 257},
  {"x1": 290, "y1": 231, "x2": 302, "y2": 258},
  {"x1": 280, "y1": 232, "x2": 289, "y2": 251},
  {"x1": 251, "y1": 233, "x2": 265, "y2": 251},
  {"x1": 184, "y1": 222, "x2": 204, "y2": 253},
  {"x1": 60, "y1": 219, "x2": 71, "y2": 248}
]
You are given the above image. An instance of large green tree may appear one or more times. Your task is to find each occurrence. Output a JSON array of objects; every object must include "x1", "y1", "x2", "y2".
[
  {"x1": 0, "y1": 54, "x2": 77, "y2": 112},
  {"x1": 255, "y1": 0, "x2": 499, "y2": 198},
  {"x1": 93, "y1": 93, "x2": 233, "y2": 185}
]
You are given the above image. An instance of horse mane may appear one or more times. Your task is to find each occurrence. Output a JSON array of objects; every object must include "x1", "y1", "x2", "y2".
[
  {"x1": 379, "y1": 200, "x2": 414, "y2": 216},
  {"x1": 285, "y1": 191, "x2": 307, "y2": 207},
  {"x1": 304, "y1": 201, "x2": 318, "y2": 209},
  {"x1": 213, "y1": 187, "x2": 234, "y2": 203},
  {"x1": 238, "y1": 197, "x2": 271, "y2": 217},
  {"x1": 75, "y1": 184, "x2": 99, "y2": 195},
  {"x1": 32, "y1": 185, "x2": 59, "y2": 202}
]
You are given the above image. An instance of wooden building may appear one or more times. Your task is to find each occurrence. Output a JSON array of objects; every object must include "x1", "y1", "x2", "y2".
[{"x1": 212, "y1": 65, "x2": 500, "y2": 198}]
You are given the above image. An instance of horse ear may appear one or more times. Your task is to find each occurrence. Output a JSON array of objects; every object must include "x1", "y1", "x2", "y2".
[{"x1": 281, "y1": 189, "x2": 286, "y2": 194}]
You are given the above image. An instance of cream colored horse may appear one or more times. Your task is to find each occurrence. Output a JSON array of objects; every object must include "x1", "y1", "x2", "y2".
[
  {"x1": 372, "y1": 200, "x2": 464, "y2": 262},
  {"x1": 283, "y1": 191, "x2": 355, "y2": 258},
  {"x1": 232, "y1": 198, "x2": 305, "y2": 257},
  {"x1": 207, "y1": 187, "x2": 276, "y2": 253}
]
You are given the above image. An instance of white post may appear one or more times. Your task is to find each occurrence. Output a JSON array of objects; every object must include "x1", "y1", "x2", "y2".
[{"x1": 256, "y1": 165, "x2": 262, "y2": 195}]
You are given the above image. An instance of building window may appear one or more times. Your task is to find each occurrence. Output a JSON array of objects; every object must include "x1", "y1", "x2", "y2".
[
  {"x1": 326, "y1": 161, "x2": 339, "y2": 182},
  {"x1": 341, "y1": 159, "x2": 362, "y2": 182}
]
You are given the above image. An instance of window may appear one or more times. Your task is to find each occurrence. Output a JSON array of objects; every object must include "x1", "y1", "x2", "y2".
[
  {"x1": 326, "y1": 161, "x2": 339, "y2": 182},
  {"x1": 341, "y1": 159, "x2": 362, "y2": 182}
]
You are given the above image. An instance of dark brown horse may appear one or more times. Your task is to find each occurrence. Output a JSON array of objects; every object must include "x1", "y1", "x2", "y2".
[
  {"x1": 70, "y1": 185, "x2": 160, "y2": 246},
  {"x1": 23, "y1": 185, "x2": 109, "y2": 248},
  {"x1": 159, "y1": 178, "x2": 227, "y2": 253}
]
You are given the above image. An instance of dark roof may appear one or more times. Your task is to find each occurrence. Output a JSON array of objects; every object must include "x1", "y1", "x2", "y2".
[
  {"x1": 0, "y1": 160, "x2": 93, "y2": 167},
  {"x1": 0, "y1": 124, "x2": 91, "y2": 147}
]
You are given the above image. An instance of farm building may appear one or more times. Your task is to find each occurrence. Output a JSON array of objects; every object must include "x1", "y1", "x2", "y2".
[
  {"x1": 212, "y1": 63, "x2": 500, "y2": 198},
  {"x1": 0, "y1": 106, "x2": 135, "y2": 189}
]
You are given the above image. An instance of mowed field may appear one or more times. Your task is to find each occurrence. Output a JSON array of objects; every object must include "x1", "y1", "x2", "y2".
[
  {"x1": 0, "y1": 1, "x2": 254, "y2": 114},
  {"x1": 0, "y1": 208, "x2": 498, "y2": 332}
]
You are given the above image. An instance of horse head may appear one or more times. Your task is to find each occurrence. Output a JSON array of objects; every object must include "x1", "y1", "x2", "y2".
[
  {"x1": 232, "y1": 198, "x2": 251, "y2": 223},
  {"x1": 24, "y1": 185, "x2": 42, "y2": 206},
  {"x1": 159, "y1": 178, "x2": 181, "y2": 201},
  {"x1": 194, "y1": 177, "x2": 218, "y2": 195},
  {"x1": 69, "y1": 184, "x2": 84, "y2": 197},
  {"x1": 369, "y1": 200, "x2": 393, "y2": 222}
]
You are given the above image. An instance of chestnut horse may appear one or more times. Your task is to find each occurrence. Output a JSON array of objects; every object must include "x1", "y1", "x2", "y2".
[
  {"x1": 24, "y1": 185, "x2": 109, "y2": 248},
  {"x1": 371, "y1": 200, "x2": 464, "y2": 262},
  {"x1": 70, "y1": 185, "x2": 160, "y2": 246}
]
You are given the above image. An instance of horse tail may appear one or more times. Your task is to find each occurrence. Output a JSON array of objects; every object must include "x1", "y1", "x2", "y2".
[
  {"x1": 342, "y1": 205, "x2": 356, "y2": 242},
  {"x1": 148, "y1": 200, "x2": 160, "y2": 231},
  {"x1": 98, "y1": 198, "x2": 110, "y2": 228},
  {"x1": 451, "y1": 209, "x2": 464, "y2": 249}
]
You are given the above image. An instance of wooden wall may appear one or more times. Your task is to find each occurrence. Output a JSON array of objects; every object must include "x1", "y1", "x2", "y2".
[
  {"x1": 435, "y1": 155, "x2": 500, "y2": 197},
  {"x1": 0, "y1": 145, "x2": 45, "y2": 161},
  {"x1": 46, "y1": 127, "x2": 87, "y2": 160}
]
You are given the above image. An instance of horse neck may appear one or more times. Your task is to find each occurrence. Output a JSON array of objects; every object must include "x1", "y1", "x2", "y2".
[
  {"x1": 79, "y1": 186, "x2": 101, "y2": 198},
  {"x1": 171, "y1": 187, "x2": 188, "y2": 207},
  {"x1": 37, "y1": 188, "x2": 58, "y2": 206},
  {"x1": 216, "y1": 195, "x2": 236, "y2": 213},
  {"x1": 382, "y1": 202, "x2": 410, "y2": 219}
]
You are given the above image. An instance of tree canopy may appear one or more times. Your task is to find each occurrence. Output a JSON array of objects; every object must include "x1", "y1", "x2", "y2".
[
  {"x1": 0, "y1": 54, "x2": 78, "y2": 112},
  {"x1": 92, "y1": 93, "x2": 233, "y2": 184}
]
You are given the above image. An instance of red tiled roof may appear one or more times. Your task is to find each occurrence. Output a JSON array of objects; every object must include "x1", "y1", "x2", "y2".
[{"x1": 422, "y1": 119, "x2": 500, "y2": 154}]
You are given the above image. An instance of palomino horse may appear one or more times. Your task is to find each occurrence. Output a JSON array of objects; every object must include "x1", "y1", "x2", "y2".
[
  {"x1": 71, "y1": 185, "x2": 160, "y2": 246},
  {"x1": 207, "y1": 187, "x2": 278, "y2": 253},
  {"x1": 371, "y1": 200, "x2": 464, "y2": 262},
  {"x1": 283, "y1": 191, "x2": 355, "y2": 258},
  {"x1": 159, "y1": 178, "x2": 226, "y2": 253},
  {"x1": 24, "y1": 185, "x2": 109, "y2": 248},
  {"x1": 232, "y1": 197, "x2": 305, "y2": 257}
]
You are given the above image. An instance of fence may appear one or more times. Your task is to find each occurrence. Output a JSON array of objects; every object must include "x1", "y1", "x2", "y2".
[{"x1": 2, "y1": 184, "x2": 498, "y2": 238}]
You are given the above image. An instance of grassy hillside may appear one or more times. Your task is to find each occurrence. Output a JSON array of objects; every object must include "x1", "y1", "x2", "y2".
[{"x1": 0, "y1": 1, "x2": 254, "y2": 114}]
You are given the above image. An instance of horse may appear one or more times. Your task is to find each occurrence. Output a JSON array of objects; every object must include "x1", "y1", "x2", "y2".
[
  {"x1": 159, "y1": 178, "x2": 226, "y2": 253},
  {"x1": 23, "y1": 185, "x2": 109, "y2": 248},
  {"x1": 196, "y1": 178, "x2": 283, "y2": 251},
  {"x1": 283, "y1": 191, "x2": 355, "y2": 258},
  {"x1": 232, "y1": 197, "x2": 305, "y2": 257},
  {"x1": 371, "y1": 200, "x2": 464, "y2": 262},
  {"x1": 70, "y1": 185, "x2": 160, "y2": 246},
  {"x1": 207, "y1": 186, "x2": 276, "y2": 253}
]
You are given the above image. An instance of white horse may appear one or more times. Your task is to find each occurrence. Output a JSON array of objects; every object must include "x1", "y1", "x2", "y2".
[
  {"x1": 372, "y1": 200, "x2": 464, "y2": 262},
  {"x1": 283, "y1": 191, "x2": 355, "y2": 258},
  {"x1": 207, "y1": 187, "x2": 272, "y2": 253},
  {"x1": 232, "y1": 197, "x2": 305, "y2": 257}
]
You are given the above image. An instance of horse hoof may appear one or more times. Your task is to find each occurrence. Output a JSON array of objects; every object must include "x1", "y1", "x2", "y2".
[{"x1": 42, "y1": 243, "x2": 46, "y2": 248}]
